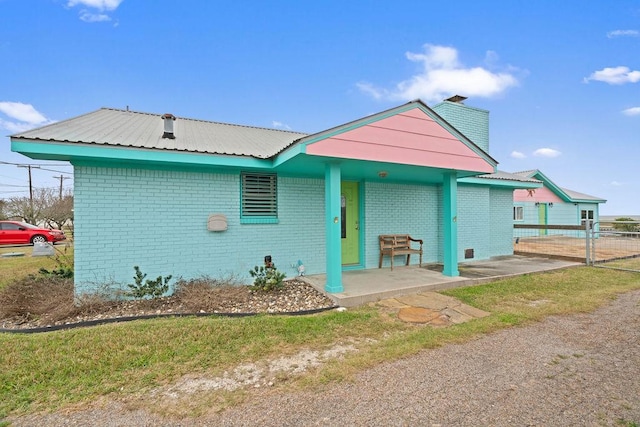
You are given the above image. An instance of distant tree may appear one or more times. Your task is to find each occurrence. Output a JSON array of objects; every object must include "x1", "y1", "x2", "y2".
[
  {"x1": 612, "y1": 217, "x2": 639, "y2": 233},
  {"x1": 4, "y1": 188, "x2": 73, "y2": 228},
  {"x1": 42, "y1": 189, "x2": 74, "y2": 230},
  {"x1": 0, "y1": 199, "x2": 6, "y2": 219}
]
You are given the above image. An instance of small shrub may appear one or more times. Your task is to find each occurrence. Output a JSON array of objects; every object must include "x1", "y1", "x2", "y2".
[
  {"x1": 39, "y1": 266, "x2": 74, "y2": 278},
  {"x1": 125, "y1": 266, "x2": 172, "y2": 299},
  {"x1": 39, "y1": 245, "x2": 74, "y2": 278},
  {"x1": 249, "y1": 265, "x2": 286, "y2": 292}
]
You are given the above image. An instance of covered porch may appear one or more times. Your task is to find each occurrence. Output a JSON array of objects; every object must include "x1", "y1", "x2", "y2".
[{"x1": 275, "y1": 100, "x2": 500, "y2": 293}]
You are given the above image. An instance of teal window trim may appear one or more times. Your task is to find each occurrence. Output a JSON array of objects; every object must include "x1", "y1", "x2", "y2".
[
  {"x1": 240, "y1": 172, "x2": 278, "y2": 222},
  {"x1": 240, "y1": 217, "x2": 279, "y2": 224}
]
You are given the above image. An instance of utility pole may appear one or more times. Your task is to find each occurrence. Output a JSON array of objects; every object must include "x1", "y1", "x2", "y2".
[
  {"x1": 53, "y1": 175, "x2": 70, "y2": 200},
  {"x1": 17, "y1": 165, "x2": 40, "y2": 211}
]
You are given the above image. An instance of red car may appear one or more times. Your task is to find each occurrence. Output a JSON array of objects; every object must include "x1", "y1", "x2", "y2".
[{"x1": 0, "y1": 221, "x2": 66, "y2": 245}]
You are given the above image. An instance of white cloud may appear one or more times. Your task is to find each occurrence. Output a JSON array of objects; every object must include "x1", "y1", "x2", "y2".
[
  {"x1": 0, "y1": 102, "x2": 53, "y2": 133},
  {"x1": 67, "y1": 0, "x2": 123, "y2": 11},
  {"x1": 0, "y1": 102, "x2": 48, "y2": 124},
  {"x1": 272, "y1": 121, "x2": 291, "y2": 130},
  {"x1": 622, "y1": 107, "x2": 640, "y2": 116},
  {"x1": 79, "y1": 11, "x2": 111, "y2": 22},
  {"x1": 584, "y1": 66, "x2": 640, "y2": 84},
  {"x1": 66, "y1": 0, "x2": 123, "y2": 22},
  {"x1": 607, "y1": 29, "x2": 639, "y2": 38},
  {"x1": 533, "y1": 148, "x2": 561, "y2": 158},
  {"x1": 610, "y1": 181, "x2": 624, "y2": 186},
  {"x1": 357, "y1": 44, "x2": 520, "y2": 102},
  {"x1": 510, "y1": 151, "x2": 526, "y2": 159}
]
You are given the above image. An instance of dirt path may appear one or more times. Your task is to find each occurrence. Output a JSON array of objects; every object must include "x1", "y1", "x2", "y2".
[{"x1": 10, "y1": 290, "x2": 640, "y2": 426}]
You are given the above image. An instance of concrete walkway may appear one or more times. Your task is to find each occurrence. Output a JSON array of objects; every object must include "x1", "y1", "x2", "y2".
[{"x1": 303, "y1": 255, "x2": 581, "y2": 307}]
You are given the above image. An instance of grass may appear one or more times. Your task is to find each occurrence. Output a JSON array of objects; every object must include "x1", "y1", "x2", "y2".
[
  {"x1": 1, "y1": 262, "x2": 639, "y2": 420},
  {"x1": 0, "y1": 244, "x2": 73, "y2": 290},
  {"x1": 599, "y1": 257, "x2": 640, "y2": 271}
]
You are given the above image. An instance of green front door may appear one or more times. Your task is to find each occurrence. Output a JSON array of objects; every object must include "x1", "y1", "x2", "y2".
[
  {"x1": 341, "y1": 182, "x2": 360, "y2": 265},
  {"x1": 538, "y1": 203, "x2": 547, "y2": 236}
]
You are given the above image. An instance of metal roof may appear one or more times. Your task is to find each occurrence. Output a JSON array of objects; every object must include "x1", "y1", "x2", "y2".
[
  {"x1": 561, "y1": 187, "x2": 606, "y2": 202},
  {"x1": 11, "y1": 108, "x2": 308, "y2": 159},
  {"x1": 475, "y1": 170, "x2": 541, "y2": 183}
]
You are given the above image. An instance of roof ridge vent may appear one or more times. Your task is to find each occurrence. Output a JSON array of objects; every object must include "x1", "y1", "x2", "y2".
[{"x1": 161, "y1": 113, "x2": 176, "y2": 139}]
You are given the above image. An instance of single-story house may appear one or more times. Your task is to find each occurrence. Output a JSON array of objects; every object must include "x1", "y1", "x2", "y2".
[
  {"x1": 512, "y1": 169, "x2": 606, "y2": 235},
  {"x1": 11, "y1": 97, "x2": 541, "y2": 296}
]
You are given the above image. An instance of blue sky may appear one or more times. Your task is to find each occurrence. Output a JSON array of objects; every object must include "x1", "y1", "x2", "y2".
[{"x1": 1, "y1": 0, "x2": 638, "y2": 214}]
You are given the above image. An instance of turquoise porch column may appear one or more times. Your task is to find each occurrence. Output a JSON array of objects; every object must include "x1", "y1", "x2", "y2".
[
  {"x1": 325, "y1": 163, "x2": 343, "y2": 292},
  {"x1": 442, "y1": 172, "x2": 459, "y2": 277}
]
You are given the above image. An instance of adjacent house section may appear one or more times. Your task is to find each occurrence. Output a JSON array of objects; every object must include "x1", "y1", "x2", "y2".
[{"x1": 512, "y1": 169, "x2": 606, "y2": 235}]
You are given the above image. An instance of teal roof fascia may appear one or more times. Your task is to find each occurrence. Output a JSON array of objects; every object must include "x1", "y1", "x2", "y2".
[
  {"x1": 292, "y1": 100, "x2": 498, "y2": 170},
  {"x1": 11, "y1": 139, "x2": 273, "y2": 170},
  {"x1": 458, "y1": 176, "x2": 542, "y2": 189},
  {"x1": 528, "y1": 170, "x2": 573, "y2": 202},
  {"x1": 273, "y1": 143, "x2": 306, "y2": 168}
]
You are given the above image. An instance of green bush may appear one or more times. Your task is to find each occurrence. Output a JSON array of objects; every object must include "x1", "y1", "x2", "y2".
[
  {"x1": 249, "y1": 265, "x2": 286, "y2": 291},
  {"x1": 125, "y1": 266, "x2": 172, "y2": 299},
  {"x1": 613, "y1": 217, "x2": 639, "y2": 233}
]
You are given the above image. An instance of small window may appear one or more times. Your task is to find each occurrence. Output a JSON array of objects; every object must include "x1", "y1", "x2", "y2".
[
  {"x1": 581, "y1": 209, "x2": 594, "y2": 228},
  {"x1": 241, "y1": 173, "x2": 278, "y2": 222},
  {"x1": 513, "y1": 206, "x2": 524, "y2": 221}
]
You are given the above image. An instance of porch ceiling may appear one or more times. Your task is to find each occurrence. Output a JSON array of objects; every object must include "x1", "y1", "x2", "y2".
[{"x1": 274, "y1": 154, "x2": 483, "y2": 184}]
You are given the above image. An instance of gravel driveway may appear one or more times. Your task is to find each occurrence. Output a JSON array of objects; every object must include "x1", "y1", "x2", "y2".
[{"x1": 10, "y1": 290, "x2": 640, "y2": 426}]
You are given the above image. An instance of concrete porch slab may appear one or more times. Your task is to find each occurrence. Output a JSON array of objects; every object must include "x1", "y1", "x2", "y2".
[{"x1": 302, "y1": 255, "x2": 581, "y2": 308}]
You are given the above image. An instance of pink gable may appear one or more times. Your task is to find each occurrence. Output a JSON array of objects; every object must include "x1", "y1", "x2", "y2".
[
  {"x1": 514, "y1": 185, "x2": 563, "y2": 202},
  {"x1": 305, "y1": 107, "x2": 494, "y2": 173}
]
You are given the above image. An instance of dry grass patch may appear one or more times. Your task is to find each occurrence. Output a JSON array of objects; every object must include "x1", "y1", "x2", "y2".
[
  {"x1": 0, "y1": 276, "x2": 117, "y2": 326},
  {"x1": 174, "y1": 276, "x2": 249, "y2": 312}
]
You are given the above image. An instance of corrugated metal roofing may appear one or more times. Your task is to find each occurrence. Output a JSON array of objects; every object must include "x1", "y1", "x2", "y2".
[
  {"x1": 561, "y1": 187, "x2": 606, "y2": 202},
  {"x1": 11, "y1": 108, "x2": 308, "y2": 159},
  {"x1": 475, "y1": 170, "x2": 541, "y2": 183}
]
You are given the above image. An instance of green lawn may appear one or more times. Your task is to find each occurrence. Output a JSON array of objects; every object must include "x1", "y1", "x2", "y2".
[
  {"x1": 0, "y1": 244, "x2": 73, "y2": 290},
  {"x1": 1, "y1": 264, "x2": 639, "y2": 419}
]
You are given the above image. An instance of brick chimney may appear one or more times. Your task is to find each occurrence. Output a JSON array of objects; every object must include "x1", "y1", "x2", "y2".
[{"x1": 432, "y1": 95, "x2": 490, "y2": 153}]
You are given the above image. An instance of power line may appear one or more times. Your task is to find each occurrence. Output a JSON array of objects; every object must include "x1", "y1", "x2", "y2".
[
  {"x1": 37, "y1": 167, "x2": 73, "y2": 175},
  {"x1": 0, "y1": 161, "x2": 72, "y2": 167}
]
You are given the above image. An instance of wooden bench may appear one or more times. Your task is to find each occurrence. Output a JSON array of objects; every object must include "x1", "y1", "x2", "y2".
[{"x1": 378, "y1": 234, "x2": 423, "y2": 270}]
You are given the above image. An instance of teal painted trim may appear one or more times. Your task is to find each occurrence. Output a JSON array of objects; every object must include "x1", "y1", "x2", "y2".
[
  {"x1": 12, "y1": 140, "x2": 272, "y2": 169},
  {"x1": 240, "y1": 218, "x2": 279, "y2": 224},
  {"x1": 458, "y1": 177, "x2": 542, "y2": 189},
  {"x1": 342, "y1": 264, "x2": 364, "y2": 271},
  {"x1": 442, "y1": 173, "x2": 459, "y2": 277},
  {"x1": 529, "y1": 170, "x2": 572, "y2": 203},
  {"x1": 273, "y1": 143, "x2": 305, "y2": 168},
  {"x1": 358, "y1": 180, "x2": 366, "y2": 267},
  {"x1": 325, "y1": 163, "x2": 343, "y2": 292}
]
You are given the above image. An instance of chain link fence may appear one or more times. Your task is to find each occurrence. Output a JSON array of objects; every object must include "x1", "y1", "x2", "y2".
[
  {"x1": 513, "y1": 221, "x2": 640, "y2": 272},
  {"x1": 592, "y1": 220, "x2": 640, "y2": 272}
]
